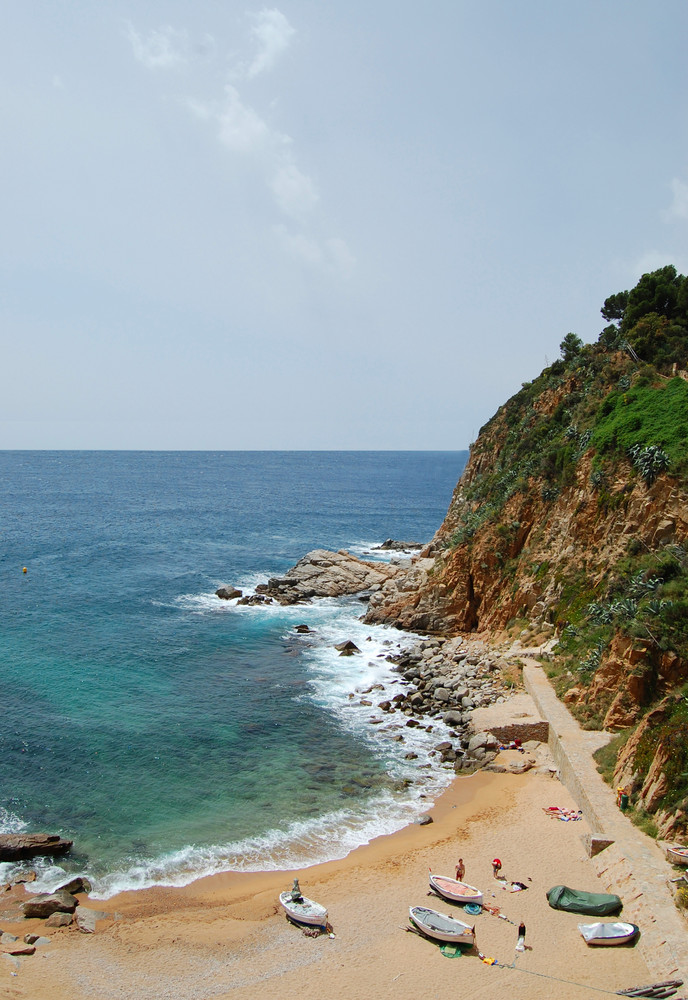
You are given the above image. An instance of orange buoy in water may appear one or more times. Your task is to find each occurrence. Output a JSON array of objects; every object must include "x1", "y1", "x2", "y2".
[{"x1": 22, "y1": 567, "x2": 28, "y2": 573}]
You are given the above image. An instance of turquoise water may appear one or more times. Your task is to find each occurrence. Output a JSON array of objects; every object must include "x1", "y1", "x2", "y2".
[{"x1": 0, "y1": 451, "x2": 466, "y2": 897}]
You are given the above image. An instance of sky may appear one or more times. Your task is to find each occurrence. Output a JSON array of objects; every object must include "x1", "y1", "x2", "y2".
[{"x1": 1, "y1": 1, "x2": 687, "y2": 450}]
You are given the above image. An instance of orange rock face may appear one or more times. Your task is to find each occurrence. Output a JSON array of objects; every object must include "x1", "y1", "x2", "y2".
[{"x1": 364, "y1": 365, "x2": 688, "y2": 837}]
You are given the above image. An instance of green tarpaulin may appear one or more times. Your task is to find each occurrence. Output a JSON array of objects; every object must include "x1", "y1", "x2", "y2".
[{"x1": 546, "y1": 885, "x2": 622, "y2": 916}]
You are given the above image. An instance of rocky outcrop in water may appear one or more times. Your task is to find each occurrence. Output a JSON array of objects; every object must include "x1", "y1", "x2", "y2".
[
  {"x1": 0, "y1": 833, "x2": 72, "y2": 862},
  {"x1": 253, "y1": 549, "x2": 403, "y2": 605},
  {"x1": 372, "y1": 539, "x2": 423, "y2": 551},
  {"x1": 215, "y1": 586, "x2": 242, "y2": 600}
]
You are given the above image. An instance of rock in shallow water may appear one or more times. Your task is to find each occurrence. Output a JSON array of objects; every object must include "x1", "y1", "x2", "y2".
[{"x1": 0, "y1": 833, "x2": 73, "y2": 861}]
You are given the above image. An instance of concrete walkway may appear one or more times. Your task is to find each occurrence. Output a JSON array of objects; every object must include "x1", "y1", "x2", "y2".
[{"x1": 523, "y1": 661, "x2": 688, "y2": 984}]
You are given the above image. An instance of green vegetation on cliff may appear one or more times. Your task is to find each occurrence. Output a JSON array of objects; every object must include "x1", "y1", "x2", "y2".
[{"x1": 445, "y1": 266, "x2": 688, "y2": 839}]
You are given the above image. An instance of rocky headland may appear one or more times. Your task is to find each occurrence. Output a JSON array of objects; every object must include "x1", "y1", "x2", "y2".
[
  {"x1": 218, "y1": 267, "x2": 688, "y2": 845},
  {"x1": 361, "y1": 267, "x2": 688, "y2": 843},
  {"x1": 216, "y1": 548, "x2": 403, "y2": 605}
]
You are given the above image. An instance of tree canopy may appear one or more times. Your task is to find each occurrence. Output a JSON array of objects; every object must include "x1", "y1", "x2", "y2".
[
  {"x1": 560, "y1": 332, "x2": 583, "y2": 362},
  {"x1": 598, "y1": 266, "x2": 688, "y2": 370}
]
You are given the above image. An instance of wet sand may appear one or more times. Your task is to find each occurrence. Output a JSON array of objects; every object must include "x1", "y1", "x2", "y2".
[{"x1": 3, "y1": 766, "x2": 652, "y2": 1000}]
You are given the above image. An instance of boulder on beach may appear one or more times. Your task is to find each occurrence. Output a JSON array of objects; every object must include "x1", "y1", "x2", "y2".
[
  {"x1": 57, "y1": 876, "x2": 92, "y2": 896},
  {"x1": 0, "y1": 833, "x2": 73, "y2": 862},
  {"x1": 0, "y1": 937, "x2": 36, "y2": 956},
  {"x1": 76, "y1": 907, "x2": 108, "y2": 934},
  {"x1": 22, "y1": 890, "x2": 79, "y2": 918}
]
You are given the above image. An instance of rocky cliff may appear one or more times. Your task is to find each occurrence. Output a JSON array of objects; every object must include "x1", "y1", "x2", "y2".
[{"x1": 365, "y1": 266, "x2": 688, "y2": 839}]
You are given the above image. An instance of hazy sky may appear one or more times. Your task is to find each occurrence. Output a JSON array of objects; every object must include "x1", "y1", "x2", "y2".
[{"x1": 2, "y1": 1, "x2": 687, "y2": 449}]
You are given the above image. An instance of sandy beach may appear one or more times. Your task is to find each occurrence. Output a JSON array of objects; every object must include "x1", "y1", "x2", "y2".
[{"x1": 3, "y1": 762, "x2": 655, "y2": 1000}]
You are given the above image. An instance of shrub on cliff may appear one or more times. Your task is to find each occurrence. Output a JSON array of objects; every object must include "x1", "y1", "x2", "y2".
[{"x1": 593, "y1": 377, "x2": 688, "y2": 475}]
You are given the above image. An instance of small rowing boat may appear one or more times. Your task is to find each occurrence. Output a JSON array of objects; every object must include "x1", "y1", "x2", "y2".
[
  {"x1": 578, "y1": 921, "x2": 639, "y2": 946},
  {"x1": 409, "y1": 906, "x2": 475, "y2": 945},
  {"x1": 428, "y1": 873, "x2": 483, "y2": 906},
  {"x1": 279, "y1": 880, "x2": 328, "y2": 927},
  {"x1": 666, "y1": 845, "x2": 688, "y2": 866}
]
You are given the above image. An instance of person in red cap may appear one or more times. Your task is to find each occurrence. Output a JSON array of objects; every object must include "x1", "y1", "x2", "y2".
[{"x1": 492, "y1": 857, "x2": 502, "y2": 878}]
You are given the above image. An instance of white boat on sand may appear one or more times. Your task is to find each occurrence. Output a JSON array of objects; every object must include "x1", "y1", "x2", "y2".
[
  {"x1": 428, "y1": 873, "x2": 483, "y2": 906},
  {"x1": 409, "y1": 906, "x2": 475, "y2": 945},
  {"x1": 279, "y1": 881, "x2": 328, "y2": 927},
  {"x1": 578, "y1": 921, "x2": 639, "y2": 946},
  {"x1": 666, "y1": 845, "x2": 688, "y2": 866}
]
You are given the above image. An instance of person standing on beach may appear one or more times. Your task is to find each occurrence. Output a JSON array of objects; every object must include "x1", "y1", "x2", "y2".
[
  {"x1": 492, "y1": 857, "x2": 502, "y2": 878},
  {"x1": 516, "y1": 920, "x2": 526, "y2": 952},
  {"x1": 455, "y1": 858, "x2": 465, "y2": 882}
]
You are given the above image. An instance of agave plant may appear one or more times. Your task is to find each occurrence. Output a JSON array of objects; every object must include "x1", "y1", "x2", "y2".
[
  {"x1": 587, "y1": 601, "x2": 614, "y2": 624},
  {"x1": 609, "y1": 597, "x2": 639, "y2": 619},
  {"x1": 644, "y1": 598, "x2": 674, "y2": 616},
  {"x1": 628, "y1": 444, "x2": 671, "y2": 485},
  {"x1": 628, "y1": 572, "x2": 662, "y2": 597},
  {"x1": 577, "y1": 429, "x2": 592, "y2": 454},
  {"x1": 578, "y1": 640, "x2": 606, "y2": 674}
]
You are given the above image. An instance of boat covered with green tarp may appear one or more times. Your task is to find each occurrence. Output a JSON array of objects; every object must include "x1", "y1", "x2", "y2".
[{"x1": 546, "y1": 885, "x2": 622, "y2": 915}]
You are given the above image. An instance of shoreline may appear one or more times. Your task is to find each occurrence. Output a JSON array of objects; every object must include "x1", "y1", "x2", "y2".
[
  {"x1": 3, "y1": 606, "x2": 683, "y2": 996},
  {"x1": 4, "y1": 624, "x2": 512, "y2": 901},
  {"x1": 4, "y1": 746, "x2": 655, "y2": 999}
]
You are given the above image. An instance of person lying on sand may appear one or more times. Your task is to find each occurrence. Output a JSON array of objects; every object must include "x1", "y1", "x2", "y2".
[{"x1": 542, "y1": 806, "x2": 583, "y2": 821}]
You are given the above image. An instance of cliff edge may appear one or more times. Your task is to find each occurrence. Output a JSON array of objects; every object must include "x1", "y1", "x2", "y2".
[{"x1": 366, "y1": 265, "x2": 688, "y2": 841}]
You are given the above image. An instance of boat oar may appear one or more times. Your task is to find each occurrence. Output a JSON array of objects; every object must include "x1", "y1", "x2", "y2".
[{"x1": 617, "y1": 983, "x2": 683, "y2": 998}]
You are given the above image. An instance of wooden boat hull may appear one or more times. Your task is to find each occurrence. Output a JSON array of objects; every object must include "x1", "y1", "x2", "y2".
[
  {"x1": 428, "y1": 874, "x2": 483, "y2": 906},
  {"x1": 279, "y1": 891, "x2": 328, "y2": 927},
  {"x1": 578, "y1": 921, "x2": 639, "y2": 946},
  {"x1": 409, "y1": 906, "x2": 475, "y2": 945},
  {"x1": 666, "y1": 845, "x2": 688, "y2": 866}
]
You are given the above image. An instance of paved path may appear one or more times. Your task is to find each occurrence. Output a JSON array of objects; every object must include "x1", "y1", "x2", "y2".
[{"x1": 523, "y1": 661, "x2": 688, "y2": 984}]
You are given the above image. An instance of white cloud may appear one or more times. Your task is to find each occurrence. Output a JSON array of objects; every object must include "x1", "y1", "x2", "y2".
[
  {"x1": 246, "y1": 9, "x2": 295, "y2": 79},
  {"x1": 167, "y1": 12, "x2": 349, "y2": 274},
  {"x1": 216, "y1": 85, "x2": 271, "y2": 154},
  {"x1": 186, "y1": 89, "x2": 320, "y2": 222},
  {"x1": 186, "y1": 87, "x2": 277, "y2": 154},
  {"x1": 274, "y1": 226, "x2": 323, "y2": 266},
  {"x1": 325, "y1": 238, "x2": 356, "y2": 278},
  {"x1": 275, "y1": 227, "x2": 356, "y2": 277},
  {"x1": 665, "y1": 176, "x2": 688, "y2": 222},
  {"x1": 270, "y1": 160, "x2": 319, "y2": 220},
  {"x1": 126, "y1": 23, "x2": 188, "y2": 70}
]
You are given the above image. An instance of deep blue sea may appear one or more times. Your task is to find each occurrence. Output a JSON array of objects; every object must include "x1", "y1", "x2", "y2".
[{"x1": 0, "y1": 451, "x2": 466, "y2": 898}]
